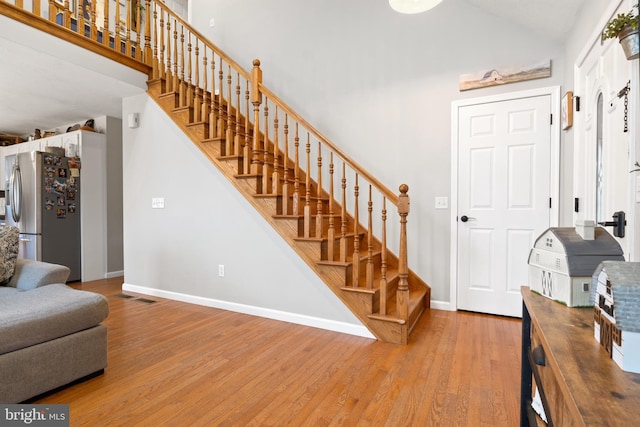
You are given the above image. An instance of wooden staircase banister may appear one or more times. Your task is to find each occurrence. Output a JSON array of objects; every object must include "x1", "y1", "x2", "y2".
[
  {"x1": 153, "y1": 1, "x2": 249, "y2": 81},
  {"x1": 3, "y1": 0, "x2": 431, "y2": 344}
]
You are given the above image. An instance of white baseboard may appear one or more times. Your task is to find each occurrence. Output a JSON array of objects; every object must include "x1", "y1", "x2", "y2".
[
  {"x1": 430, "y1": 300, "x2": 455, "y2": 311},
  {"x1": 106, "y1": 270, "x2": 124, "y2": 279},
  {"x1": 122, "y1": 283, "x2": 376, "y2": 340}
]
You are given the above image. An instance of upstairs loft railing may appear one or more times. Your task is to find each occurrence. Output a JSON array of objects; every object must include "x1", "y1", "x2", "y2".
[
  {"x1": 1, "y1": 0, "x2": 417, "y2": 320},
  {"x1": 0, "y1": 0, "x2": 152, "y2": 72}
]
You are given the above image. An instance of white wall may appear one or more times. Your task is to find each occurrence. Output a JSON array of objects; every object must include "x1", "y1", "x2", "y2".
[
  {"x1": 122, "y1": 93, "x2": 370, "y2": 337},
  {"x1": 94, "y1": 116, "x2": 124, "y2": 276},
  {"x1": 189, "y1": 0, "x2": 566, "y2": 304}
]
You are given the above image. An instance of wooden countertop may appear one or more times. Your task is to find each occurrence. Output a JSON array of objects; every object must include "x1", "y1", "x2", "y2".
[{"x1": 522, "y1": 286, "x2": 640, "y2": 426}]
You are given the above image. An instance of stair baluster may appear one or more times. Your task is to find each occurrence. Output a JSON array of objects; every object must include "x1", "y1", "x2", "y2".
[
  {"x1": 125, "y1": 0, "x2": 132, "y2": 56},
  {"x1": 243, "y1": 81, "x2": 251, "y2": 173},
  {"x1": 366, "y1": 185, "x2": 374, "y2": 289},
  {"x1": 90, "y1": 0, "x2": 97, "y2": 42},
  {"x1": 172, "y1": 23, "x2": 180, "y2": 106},
  {"x1": 340, "y1": 163, "x2": 348, "y2": 263},
  {"x1": 226, "y1": 66, "x2": 234, "y2": 156},
  {"x1": 201, "y1": 49, "x2": 209, "y2": 125},
  {"x1": 380, "y1": 197, "x2": 388, "y2": 315},
  {"x1": 144, "y1": 0, "x2": 152, "y2": 65},
  {"x1": 185, "y1": 33, "x2": 192, "y2": 107},
  {"x1": 164, "y1": 17, "x2": 172, "y2": 92},
  {"x1": 272, "y1": 107, "x2": 280, "y2": 195},
  {"x1": 178, "y1": 27, "x2": 185, "y2": 107},
  {"x1": 352, "y1": 174, "x2": 360, "y2": 288},
  {"x1": 303, "y1": 133, "x2": 311, "y2": 238},
  {"x1": 315, "y1": 143, "x2": 323, "y2": 238},
  {"x1": 217, "y1": 58, "x2": 225, "y2": 141},
  {"x1": 262, "y1": 100, "x2": 271, "y2": 194},
  {"x1": 103, "y1": 0, "x2": 110, "y2": 48},
  {"x1": 234, "y1": 74, "x2": 242, "y2": 156},
  {"x1": 292, "y1": 124, "x2": 300, "y2": 215},
  {"x1": 282, "y1": 115, "x2": 291, "y2": 214},
  {"x1": 208, "y1": 54, "x2": 217, "y2": 139},
  {"x1": 193, "y1": 40, "x2": 201, "y2": 123},
  {"x1": 327, "y1": 153, "x2": 335, "y2": 261},
  {"x1": 156, "y1": 5, "x2": 163, "y2": 81},
  {"x1": 152, "y1": 4, "x2": 159, "y2": 78}
]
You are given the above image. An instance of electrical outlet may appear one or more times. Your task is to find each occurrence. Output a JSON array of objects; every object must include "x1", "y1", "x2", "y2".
[
  {"x1": 218, "y1": 264, "x2": 225, "y2": 277},
  {"x1": 152, "y1": 197, "x2": 165, "y2": 209}
]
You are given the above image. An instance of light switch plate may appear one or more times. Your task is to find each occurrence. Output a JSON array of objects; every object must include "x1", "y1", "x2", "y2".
[{"x1": 435, "y1": 197, "x2": 448, "y2": 209}]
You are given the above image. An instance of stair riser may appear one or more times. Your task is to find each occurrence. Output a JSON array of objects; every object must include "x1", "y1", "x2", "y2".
[{"x1": 340, "y1": 291, "x2": 379, "y2": 316}]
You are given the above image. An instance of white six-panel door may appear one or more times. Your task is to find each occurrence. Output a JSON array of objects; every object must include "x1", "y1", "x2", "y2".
[{"x1": 454, "y1": 94, "x2": 553, "y2": 317}]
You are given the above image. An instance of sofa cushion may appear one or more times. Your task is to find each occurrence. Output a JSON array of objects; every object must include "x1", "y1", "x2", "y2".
[
  {"x1": 0, "y1": 284, "x2": 109, "y2": 355},
  {"x1": 0, "y1": 226, "x2": 19, "y2": 284}
]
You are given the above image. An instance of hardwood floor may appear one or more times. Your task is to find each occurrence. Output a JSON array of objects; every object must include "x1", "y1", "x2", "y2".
[{"x1": 34, "y1": 277, "x2": 522, "y2": 426}]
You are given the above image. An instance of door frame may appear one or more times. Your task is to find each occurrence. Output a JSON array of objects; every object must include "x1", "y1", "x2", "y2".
[{"x1": 449, "y1": 86, "x2": 561, "y2": 311}]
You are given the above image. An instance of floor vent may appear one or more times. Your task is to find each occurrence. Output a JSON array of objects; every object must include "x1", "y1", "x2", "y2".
[{"x1": 113, "y1": 294, "x2": 157, "y2": 304}]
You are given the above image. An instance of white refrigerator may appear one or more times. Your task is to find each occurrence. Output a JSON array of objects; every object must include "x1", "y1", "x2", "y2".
[{"x1": 5, "y1": 151, "x2": 81, "y2": 281}]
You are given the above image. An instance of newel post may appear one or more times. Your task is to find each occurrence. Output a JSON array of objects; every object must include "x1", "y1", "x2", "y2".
[
  {"x1": 251, "y1": 59, "x2": 263, "y2": 176},
  {"x1": 397, "y1": 184, "x2": 410, "y2": 320}
]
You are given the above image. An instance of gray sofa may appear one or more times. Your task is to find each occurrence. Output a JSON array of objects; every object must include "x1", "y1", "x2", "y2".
[{"x1": 0, "y1": 259, "x2": 109, "y2": 403}]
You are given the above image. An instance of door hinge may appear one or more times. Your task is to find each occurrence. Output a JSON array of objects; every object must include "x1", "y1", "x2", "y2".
[
  {"x1": 550, "y1": 114, "x2": 553, "y2": 125},
  {"x1": 574, "y1": 197, "x2": 579, "y2": 213},
  {"x1": 549, "y1": 198, "x2": 552, "y2": 209}
]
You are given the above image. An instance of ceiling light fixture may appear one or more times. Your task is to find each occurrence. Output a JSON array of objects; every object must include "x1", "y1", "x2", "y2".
[{"x1": 389, "y1": 0, "x2": 443, "y2": 14}]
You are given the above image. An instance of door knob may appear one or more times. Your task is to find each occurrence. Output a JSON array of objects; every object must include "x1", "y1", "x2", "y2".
[{"x1": 460, "y1": 215, "x2": 475, "y2": 222}]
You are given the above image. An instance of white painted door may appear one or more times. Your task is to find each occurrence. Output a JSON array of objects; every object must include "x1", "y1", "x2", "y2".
[
  {"x1": 574, "y1": 0, "x2": 635, "y2": 260},
  {"x1": 456, "y1": 95, "x2": 552, "y2": 317}
]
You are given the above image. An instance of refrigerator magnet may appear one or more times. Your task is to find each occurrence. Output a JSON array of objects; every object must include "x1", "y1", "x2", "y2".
[
  {"x1": 53, "y1": 179, "x2": 66, "y2": 194},
  {"x1": 45, "y1": 198, "x2": 54, "y2": 211},
  {"x1": 68, "y1": 158, "x2": 81, "y2": 169},
  {"x1": 56, "y1": 208, "x2": 66, "y2": 218},
  {"x1": 68, "y1": 203, "x2": 77, "y2": 213}
]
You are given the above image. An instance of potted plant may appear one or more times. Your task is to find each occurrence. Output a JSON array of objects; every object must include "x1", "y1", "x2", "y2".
[{"x1": 602, "y1": 4, "x2": 639, "y2": 60}]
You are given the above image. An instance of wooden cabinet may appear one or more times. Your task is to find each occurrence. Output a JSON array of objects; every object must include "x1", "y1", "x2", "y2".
[{"x1": 521, "y1": 286, "x2": 640, "y2": 426}]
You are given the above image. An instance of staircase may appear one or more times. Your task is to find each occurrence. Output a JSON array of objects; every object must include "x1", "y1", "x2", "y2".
[{"x1": 1, "y1": 0, "x2": 430, "y2": 344}]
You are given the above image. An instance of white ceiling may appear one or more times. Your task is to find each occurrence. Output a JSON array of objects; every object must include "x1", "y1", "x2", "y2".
[
  {"x1": 0, "y1": 14, "x2": 147, "y2": 138},
  {"x1": 0, "y1": 0, "x2": 586, "y2": 138},
  {"x1": 465, "y1": 0, "x2": 585, "y2": 42}
]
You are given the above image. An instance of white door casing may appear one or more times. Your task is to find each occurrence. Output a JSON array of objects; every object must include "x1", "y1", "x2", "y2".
[
  {"x1": 574, "y1": 0, "x2": 636, "y2": 260},
  {"x1": 451, "y1": 87, "x2": 560, "y2": 317}
]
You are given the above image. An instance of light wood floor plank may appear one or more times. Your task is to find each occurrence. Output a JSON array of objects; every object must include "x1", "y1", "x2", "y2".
[{"x1": 32, "y1": 277, "x2": 522, "y2": 426}]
